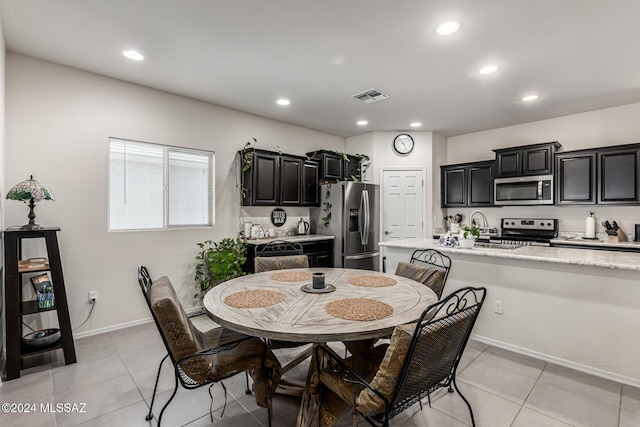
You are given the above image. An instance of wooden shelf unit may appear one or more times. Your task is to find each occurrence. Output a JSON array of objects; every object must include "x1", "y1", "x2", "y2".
[{"x1": 2, "y1": 227, "x2": 76, "y2": 380}]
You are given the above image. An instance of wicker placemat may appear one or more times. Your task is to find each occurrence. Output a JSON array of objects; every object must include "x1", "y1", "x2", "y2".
[
  {"x1": 270, "y1": 271, "x2": 313, "y2": 282},
  {"x1": 324, "y1": 298, "x2": 393, "y2": 321},
  {"x1": 348, "y1": 275, "x2": 397, "y2": 287},
  {"x1": 224, "y1": 290, "x2": 286, "y2": 308}
]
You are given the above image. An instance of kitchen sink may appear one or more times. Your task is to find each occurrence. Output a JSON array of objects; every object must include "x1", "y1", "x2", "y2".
[{"x1": 474, "y1": 242, "x2": 518, "y2": 250}]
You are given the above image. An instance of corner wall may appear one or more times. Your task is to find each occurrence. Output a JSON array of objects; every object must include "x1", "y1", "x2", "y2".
[{"x1": 5, "y1": 53, "x2": 344, "y2": 334}]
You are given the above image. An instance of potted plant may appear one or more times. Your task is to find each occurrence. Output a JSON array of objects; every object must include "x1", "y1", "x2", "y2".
[
  {"x1": 194, "y1": 236, "x2": 247, "y2": 299},
  {"x1": 458, "y1": 224, "x2": 481, "y2": 249}
]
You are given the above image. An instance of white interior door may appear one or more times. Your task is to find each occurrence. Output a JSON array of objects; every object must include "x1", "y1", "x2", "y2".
[{"x1": 382, "y1": 169, "x2": 424, "y2": 241}]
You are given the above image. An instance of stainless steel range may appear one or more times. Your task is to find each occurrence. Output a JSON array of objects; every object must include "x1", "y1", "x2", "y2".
[{"x1": 489, "y1": 218, "x2": 559, "y2": 247}]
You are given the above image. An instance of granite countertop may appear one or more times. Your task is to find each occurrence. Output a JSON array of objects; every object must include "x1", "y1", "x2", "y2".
[
  {"x1": 551, "y1": 235, "x2": 640, "y2": 250},
  {"x1": 380, "y1": 238, "x2": 640, "y2": 271},
  {"x1": 246, "y1": 234, "x2": 334, "y2": 245}
]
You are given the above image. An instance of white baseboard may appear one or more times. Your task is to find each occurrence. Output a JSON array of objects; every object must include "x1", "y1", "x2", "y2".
[
  {"x1": 72, "y1": 306, "x2": 204, "y2": 339},
  {"x1": 471, "y1": 334, "x2": 640, "y2": 389}
]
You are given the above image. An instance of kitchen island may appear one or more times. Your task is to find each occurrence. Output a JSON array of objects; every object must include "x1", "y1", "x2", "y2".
[{"x1": 380, "y1": 239, "x2": 640, "y2": 387}]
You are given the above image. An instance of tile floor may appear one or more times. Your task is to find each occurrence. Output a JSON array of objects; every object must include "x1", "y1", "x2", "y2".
[{"x1": 1, "y1": 316, "x2": 639, "y2": 427}]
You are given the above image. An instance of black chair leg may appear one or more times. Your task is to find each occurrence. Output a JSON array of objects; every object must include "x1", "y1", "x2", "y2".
[
  {"x1": 157, "y1": 370, "x2": 179, "y2": 427},
  {"x1": 146, "y1": 354, "x2": 169, "y2": 421},
  {"x1": 453, "y1": 376, "x2": 475, "y2": 427},
  {"x1": 245, "y1": 371, "x2": 251, "y2": 394},
  {"x1": 268, "y1": 404, "x2": 272, "y2": 427}
]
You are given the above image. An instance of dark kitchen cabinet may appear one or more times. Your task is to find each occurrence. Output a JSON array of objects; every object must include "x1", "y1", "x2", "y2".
[
  {"x1": 468, "y1": 161, "x2": 494, "y2": 206},
  {"x1": 441, "y1": 165, "x2": 466, "y2": 207},
  {"x1": 306, "y1": 150, "x2": 362, "y2": 182},
  {"x1": 343, "y1": 154, "x2": 362, "y2": 181},
  {"x1": 441, "y1": 160, "x2": 494, "y2": 208},
  {"x1": 555, "y1": 151, "x2": 597, "y2": 205},
  {"x1": 301, "y1": 160, "x2": 320, "y2": 206},
  {"x1": 306, "y1": 150, "x2": 343, "y2": 181},
  {"x1": 240, "y1": 149, "x2": 319, "y2": 206},
  {"x1": 243, "y1": 150, "x2": 279, "y2": 205},
  {"x1": 494, "y1": 142, "x2": 560, "y2": 178},
  {"x1": 597, "y1": 146, "x2": 640, "y2": 204},
  {"x1": 279, "y1": 155, "x2": 302, "y2": 205}
]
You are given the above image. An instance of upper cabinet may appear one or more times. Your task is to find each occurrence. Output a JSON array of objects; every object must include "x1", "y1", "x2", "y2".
[
  {"x1": 555, "y1": 151, "x2": 597, "y2": 205},
  {"x1": 306, "y1": 150, "x2": 362, "y2": 182},
  {"x1": 441, "y1": 160, "x2": 494, "y2": 208},
  {"x1": 597, "y1": 145, "x2": 640, "y2": 204},
  {"x1": 494, "y1": 142, "x2": 561, "y2": 178},
  {"x1": 279, "y1": 155, "x2": 302, "y2": 205},
  {"x1": 301, "y1": 160, "x2": 320, "y2": 206},
  {"x1": 555, "y1": 143, "x2": 640, "y2": 205},
  {"x1": 240, "y1": 149, "x2": 320, "y2": 207}
]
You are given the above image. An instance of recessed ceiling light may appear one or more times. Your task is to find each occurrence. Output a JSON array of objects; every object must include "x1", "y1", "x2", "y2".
[
  {"x1": 521, "y1": 94, "x2": 539, "y2": 102},
  {"x1": 123, "y1": 50, "x2": 144, "y2": 61},
  {"x1": 436, "y1": 21, "x2": 459, "y2": 36},
  {"x1": 357, "y1": 120, "x2": 368, "y2": 126},
  {"x1": 410, "y1": 122, "x2": 422, "y2": 127},
  {"x1": 478, "y1": 65, "x2": 498, "y2": 75},
  {"x1": 276, "y1": 99, "x2": 290, "y2": 106}
]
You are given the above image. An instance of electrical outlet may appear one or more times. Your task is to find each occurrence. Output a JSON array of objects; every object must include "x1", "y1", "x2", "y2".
[
  {"x1": 89, "y1": 291, "x2": 99, "y2": 303},
  {"x1": 493, "y1": 300, "x2": 503, "y2": 315}
]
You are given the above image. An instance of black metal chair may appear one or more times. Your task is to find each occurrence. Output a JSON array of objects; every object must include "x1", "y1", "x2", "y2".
[
  {"x1": 313, "y1": 286, "x2": 486, "y2": 427},
  {"x1": 255, "y1": 240, "x2": 304, "y2": 257},
  {"x1": 137, "y1": 266, "x2": 281, "y2": 426},
  {"x1": 254, "y1": 240, "x2": 309, "y2": 273},
  {"x1": 395, "y1": 249, "x2": 452, "y2": 298}
]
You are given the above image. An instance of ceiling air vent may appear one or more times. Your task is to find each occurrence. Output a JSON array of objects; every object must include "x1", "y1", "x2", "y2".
[{"x1": 351, "y1": 88, "x2": 390, "y2": 104}]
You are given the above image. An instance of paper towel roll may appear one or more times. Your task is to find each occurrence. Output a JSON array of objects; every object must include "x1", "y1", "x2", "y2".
[{"x1": 585, "y1": 216, "x2": 595, "y2": 238}]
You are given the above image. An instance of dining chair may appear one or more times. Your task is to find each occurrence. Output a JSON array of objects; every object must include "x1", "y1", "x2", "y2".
[
  {"x1": 395, "y1": 248, "x2": 452, "y2": 298},
  {"x1": 137, "y1": 266, "x2": 281, "y2": 426},
  {"x1": 254, "y1": 240, "x2": 309, "y2": 272},
  {"x1": 252, "y1": 240, "x2": 312, "y2": 395},
  {"x1": 312, "y1": 286, "x2": 486, "y2": 427}
]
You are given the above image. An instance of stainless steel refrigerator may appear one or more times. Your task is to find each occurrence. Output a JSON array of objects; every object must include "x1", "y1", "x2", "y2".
[{"x1": 310, "y1": 181, "x2": 380, "y2": 271}]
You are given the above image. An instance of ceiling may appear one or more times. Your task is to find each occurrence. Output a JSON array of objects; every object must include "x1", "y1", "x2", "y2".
[{"x1": 1, "y1": 0, "x2": 639, "y2": 138}]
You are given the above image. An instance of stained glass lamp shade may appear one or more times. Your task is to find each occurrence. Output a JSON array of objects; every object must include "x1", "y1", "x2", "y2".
[{"x1": 6, "y1": 175, "x2": 55, "y2": 230}]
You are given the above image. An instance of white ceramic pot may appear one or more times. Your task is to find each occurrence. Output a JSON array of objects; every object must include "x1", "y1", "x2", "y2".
[{"x1": 458, "y1": 236, "x2": 476, "y2": 249}]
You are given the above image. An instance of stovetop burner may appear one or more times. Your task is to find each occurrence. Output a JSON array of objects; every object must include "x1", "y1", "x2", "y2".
[{"x1": 489, "y1": 218, "x2": 559, "y2": 247}]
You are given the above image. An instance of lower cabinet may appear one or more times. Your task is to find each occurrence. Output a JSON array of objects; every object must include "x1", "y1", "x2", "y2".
[{"x1": 244, "y1": 239, "x2": 334, "y2": 273}]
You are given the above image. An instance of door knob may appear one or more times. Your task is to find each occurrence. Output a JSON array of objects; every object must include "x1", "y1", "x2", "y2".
[{"x1": 384, "y1": 230, "x2": 390, "y2": 235}]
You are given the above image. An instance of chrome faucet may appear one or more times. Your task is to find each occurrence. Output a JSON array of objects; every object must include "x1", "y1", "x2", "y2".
[{"x1": 469, "y1": 210, "x2": 489, "y2": 228}]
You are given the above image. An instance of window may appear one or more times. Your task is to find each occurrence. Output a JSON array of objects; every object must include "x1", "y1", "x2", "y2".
[{"x1": 109, "y1": 138, "x2": 214, "y2": 231}]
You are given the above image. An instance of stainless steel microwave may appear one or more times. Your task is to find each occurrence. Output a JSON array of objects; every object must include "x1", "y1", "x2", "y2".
[{"x1": 494, "y1": 175, "x2": 554, "y2": 205}]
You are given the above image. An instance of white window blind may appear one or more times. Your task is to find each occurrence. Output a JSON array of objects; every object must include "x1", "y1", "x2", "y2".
[{"x1": 109, "y1": 138, "x2": 214, "y2": 231}]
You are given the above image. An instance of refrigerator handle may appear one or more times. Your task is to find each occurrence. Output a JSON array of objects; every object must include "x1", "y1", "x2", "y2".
[
  {"x1": 363, "y1": 189, "x2": 370, "y2": 246},
  {"x1": 359, "y1": 190, "x2": 365, "y2": 246}
]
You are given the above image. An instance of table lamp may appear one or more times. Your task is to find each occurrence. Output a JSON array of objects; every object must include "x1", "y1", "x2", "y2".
[{"x1": 5, "y1": 175, "x2": 55, "y2": 230}]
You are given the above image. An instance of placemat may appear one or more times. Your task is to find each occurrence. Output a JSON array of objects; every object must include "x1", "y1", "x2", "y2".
[
  {"x1": 324, "y1": 298, "x2": 393, "y2": 321},
  {"x1": 270, "y1": 271, "x2": 313, "y2": 282},
  {"x1": 347, "y1": 275, "x2": 397, "y2": 287},
  {"x1": 224, "y1": 290, "x2": 286, "y2": 308}
]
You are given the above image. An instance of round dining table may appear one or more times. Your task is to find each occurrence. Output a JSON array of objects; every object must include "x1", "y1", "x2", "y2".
[
  {"x1": 203, "y1": 267, "x2": 438, "y2": 343},
  {"x1": 203, "y1": 267, "x2": 438, "y2": 427}
]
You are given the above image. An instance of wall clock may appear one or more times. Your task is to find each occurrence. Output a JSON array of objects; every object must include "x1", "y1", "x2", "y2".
[{"x1": 393, "y1": 134, "x2": 414, "y2": 155}]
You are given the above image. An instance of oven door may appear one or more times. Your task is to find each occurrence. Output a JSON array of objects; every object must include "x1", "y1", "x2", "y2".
[{"x1": 494, "y1": 175, "x2": 554, "y2": 205}]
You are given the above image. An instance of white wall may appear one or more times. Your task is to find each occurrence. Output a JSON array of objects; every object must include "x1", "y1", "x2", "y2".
[
  {"x1": 5, "y1": 53, "x2": 344, "y2": 334},
  {"x1": 347, "y1": 131, "x2": 442, "y2": 240},
  {"x1": 445, "y1": 103, "x2": 640, "y2": 236}
]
